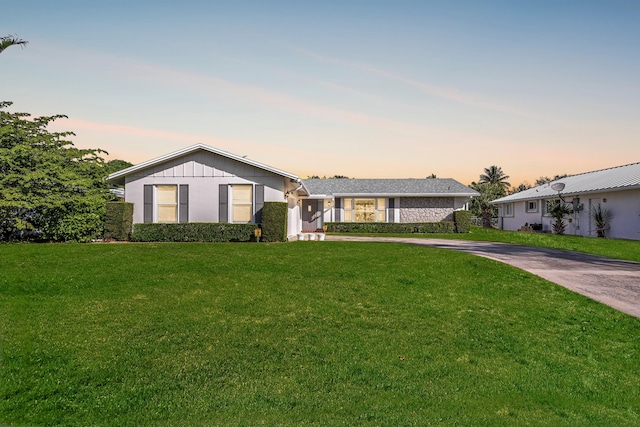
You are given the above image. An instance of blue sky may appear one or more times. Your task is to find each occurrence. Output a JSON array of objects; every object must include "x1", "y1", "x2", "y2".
[{"x1": 2, "y1": 0, "x2": 639, "y2": 184}]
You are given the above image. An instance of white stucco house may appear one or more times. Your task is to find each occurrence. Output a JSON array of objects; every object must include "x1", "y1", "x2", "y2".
[
  {"x1": 491, "y1": 162, "x2": 640, "y2": 240},
  {"x1": 107, "y1": 144, "x2": 478, "y2": 239}
]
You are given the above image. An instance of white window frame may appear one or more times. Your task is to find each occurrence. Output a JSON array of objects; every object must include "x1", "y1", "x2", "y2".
[
  {"x1": 526, "y1": 200, "x2": 538, "y2": 213},
  {"x1": 343, "y1": 198, "x2": 387, "y2": 222},
  {"x1": 502, "y1": 203, "x2": 514, "y2": 217}
]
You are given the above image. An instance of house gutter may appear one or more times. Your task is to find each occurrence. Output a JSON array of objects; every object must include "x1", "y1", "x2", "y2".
[
  {"x1": 332, "y1": 192, "x2": 479, "y2": 197},
  {"x1": 285, "y1": 179, "x2": 307, "y2": 199}
]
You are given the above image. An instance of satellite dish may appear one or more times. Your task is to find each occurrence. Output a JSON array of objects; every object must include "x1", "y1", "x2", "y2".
[{"x1": 551, "y1": 182, "x2": 565, "y2": 192}]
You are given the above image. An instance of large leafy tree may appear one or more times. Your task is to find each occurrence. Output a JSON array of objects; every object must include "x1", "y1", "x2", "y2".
[
  {"x1": 0, "y1": 35, "x2": 28, "y2": 54},
  {"x1": 535, "y1": 174, "x2": 568, "y2": 186},
  {"x1": 0, "y1": 102, "x2": 111, "y2": 241},
  {"x1": 509, "y1": 182, "x2": 532, "y2": 194},
  {"x1": 104, "y1": 159, "x2": 133, "y2": 176},
  {"x1": 469, "y1": 182, "x2": 502, "y2": 228}
]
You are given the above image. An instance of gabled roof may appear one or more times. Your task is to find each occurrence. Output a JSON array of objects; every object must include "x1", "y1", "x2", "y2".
[
  {"x1": 106, "y1": 144, "x2": 302, "y2": 184},
  {"x1": 302, "y1": 178, "x2": 478, "y2": 197},
  {"x1": 492, "y1": 162, "x2": 640, "y2": 204}
]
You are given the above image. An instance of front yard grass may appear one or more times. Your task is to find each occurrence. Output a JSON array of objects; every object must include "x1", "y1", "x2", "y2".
[{"x1": 1, "y1": 242, "x2": 639, "y2": 426}]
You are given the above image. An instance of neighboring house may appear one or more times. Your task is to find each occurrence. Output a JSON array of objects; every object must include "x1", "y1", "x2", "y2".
[
  {"x1": 107, "y1": 144, "x2": 478, "y2": 239},
  {"x1": 491, "y1": 162, "x2": 640, "y2": 240}
]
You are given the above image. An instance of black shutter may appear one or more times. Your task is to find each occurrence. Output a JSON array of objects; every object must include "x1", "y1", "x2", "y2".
[
  {"x1": 388, "y1": 198, "x2": 395, "y2": 222},
  {"x1": 255, "y1": 184, "x2": 264, "y2": 224},
  {"x1": 334, "y1": 198, "x2": 342, "y2": 222},
  {"x1": 143, "y1": 185, "x2": 153, "y2": 223},
  {"x1": 179, "y1": 185, "x2": 189, "y2": 223},
  {"x1": 219, "y1": 184, "x2": 228, "y2": 223}
]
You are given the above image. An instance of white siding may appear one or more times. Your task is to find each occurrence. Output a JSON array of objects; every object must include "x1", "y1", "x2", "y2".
[
  {"x1": 125, "y1": 151, "x2": 289, "y2": 224},
  {"x1": 498, "y1": 188, "x2": 640, "y2": 240}
]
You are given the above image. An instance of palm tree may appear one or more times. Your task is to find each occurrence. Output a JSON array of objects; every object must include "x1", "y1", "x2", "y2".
[
  {"x1": 469, "y1": 182, "x2": 502, "y2": 228},
  {"x1": 548, "y1": 200, "x2": 572, "y2": 235},
  {"x1": 0, "y1": 35, "x2": 28, "y2": 54},
  {"x1": 479, "y1": 165, "x2": 511, "y2": 193}
]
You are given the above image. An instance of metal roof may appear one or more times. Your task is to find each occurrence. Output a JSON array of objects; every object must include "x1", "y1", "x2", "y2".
[
  {"x1": 106, "y1": 144, "x2": 302, "y2": 184},
  {"x1": 302, "y1": 178, "x2": 479, "y2": 197},
  {"x1": 492, "y1": 162, "x2": 640, "y2": 204}
]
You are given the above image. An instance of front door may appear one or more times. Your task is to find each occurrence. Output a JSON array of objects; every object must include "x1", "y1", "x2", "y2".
[{"x1": 302, "y1": 200, "x2": 319, "y2": 231}]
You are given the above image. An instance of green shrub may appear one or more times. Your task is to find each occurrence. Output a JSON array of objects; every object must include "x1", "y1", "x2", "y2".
[
  {"x1": 261, "y1": 202, "x2": 288, "y2": 242},
  {"x1": 325, "y1": 222, "x2": 456, "y2": 234},
  {"x1": 131, "y1": 223, "x2": 255, "y2": 242},
  {"x1": 104, "y1": 202, "x2": 134, "y2": 241},
  {"x1": 39, "y1": 197, "x2": 107, "y2": 243},
  {"x1": 453, "y1": 210, "x2": 472, "y2": 234}
]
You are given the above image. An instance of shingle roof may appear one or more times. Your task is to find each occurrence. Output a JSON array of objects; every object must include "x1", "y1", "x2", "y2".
[
  {"x1": 492, "y1": 162, "x2": 640, "y2": 204},
  {"x1": 302, "y1": 178, "x2": 478, "y2": 197}
]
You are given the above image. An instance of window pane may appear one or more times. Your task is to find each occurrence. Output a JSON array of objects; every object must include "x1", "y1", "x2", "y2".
[
  {"x1": 157, "y1": 185, "x2": 177, "y2": 204},
  {"x1": 233, "y1": 185, "x2": 252, "y2": 203},
  {"x1": 344, "y1": 211, "x2": 352, "y2": 222},
  {"x1": 354, "y1": 199, "x2": 375, "y2": 222},
  {"x1": 376, "y1": 198, "x2": 386, "y2": 222},
  {"x1": 344, "y1": 199, "x2": 352, "y2": 209},
  {"x1": 158, "y1": 205, "x2": 177, "y2": 222},
  {"x1": 231, "y1": 185, "x2": 253, "y2": 223},
  {"x1": 233, "y1": 205, "x2": 252, "y2": 223}
]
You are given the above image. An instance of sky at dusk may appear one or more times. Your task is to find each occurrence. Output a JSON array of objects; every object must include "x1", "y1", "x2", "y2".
[{"x1": 2, "y1": 0, "x2": 639, "y2": 185}]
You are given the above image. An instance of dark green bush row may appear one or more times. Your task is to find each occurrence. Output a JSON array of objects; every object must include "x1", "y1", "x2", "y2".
[
  {"x1": 131, "y1": 223, "x2": 256, "y2": 242},
  {"x1": 453, "y1": 210, "x2": 472, "y2": 233},
  {"x1": 261, "y1": 202, "x2": 288, "y2": 242},
  {"x1": 104, "y1": 202, "x2": 134, "y2": 241},
  {"x1": 325, "y1": 222, "x2": 456, "y2": 234}
]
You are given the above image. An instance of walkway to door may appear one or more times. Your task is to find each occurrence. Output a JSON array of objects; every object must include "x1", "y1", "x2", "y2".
[{"x1": 326, "y1": 235, "x2": 640, "y2": 319}]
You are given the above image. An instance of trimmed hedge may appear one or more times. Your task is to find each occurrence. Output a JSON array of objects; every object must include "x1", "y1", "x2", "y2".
[
  {"x1": 325, "y1": 222, "x2": 456, "y2": 234},
  {"x1": 131, "y1": 223, "x2": 255, "y2": 242},
  {"x1": 453, "y1": 210, "x2": 472, "y2": 234},
  {"x1": 261, "y1": 202, "x2": 288, "y2": 242},
  {"x1": 104, "y1": 202, "x2": 134, "y2": 241}
]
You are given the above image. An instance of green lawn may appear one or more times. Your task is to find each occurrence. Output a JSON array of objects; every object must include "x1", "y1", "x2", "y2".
[
  {"x1": 1, "y1": 242, "x2": 639, "y2": 426},
  {"x1": 341, "y1": 226, "x2": 640, "y2": 262}
]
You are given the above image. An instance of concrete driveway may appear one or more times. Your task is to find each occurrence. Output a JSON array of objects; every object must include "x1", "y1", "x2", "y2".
[{"x1": 326, "y1": 235, "x2": 640, "y2": 319}]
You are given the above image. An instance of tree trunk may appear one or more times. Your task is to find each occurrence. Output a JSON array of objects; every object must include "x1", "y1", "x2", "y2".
[{"x1": 481, "y1": 206, "x2": 492, "y2": 228}]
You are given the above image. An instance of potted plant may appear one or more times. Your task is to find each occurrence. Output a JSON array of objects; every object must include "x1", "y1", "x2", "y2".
[{"x1": 590, "y1": 203, "x2": 613, "y2": 238}]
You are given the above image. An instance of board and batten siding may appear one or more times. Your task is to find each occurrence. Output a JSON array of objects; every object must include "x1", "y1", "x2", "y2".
[{"x1": 125, "y1": 151, "x2": 288, "y2": 224}]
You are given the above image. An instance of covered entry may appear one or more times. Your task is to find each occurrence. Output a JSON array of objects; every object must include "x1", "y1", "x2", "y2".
[{"x1": 301, "y1": 199, "x2": 323, "y2": 231}]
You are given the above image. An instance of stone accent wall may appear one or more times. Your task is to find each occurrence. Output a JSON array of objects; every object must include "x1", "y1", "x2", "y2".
[{"x1": 399, "y1": 197, "x2": 454, "y2": 222}]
